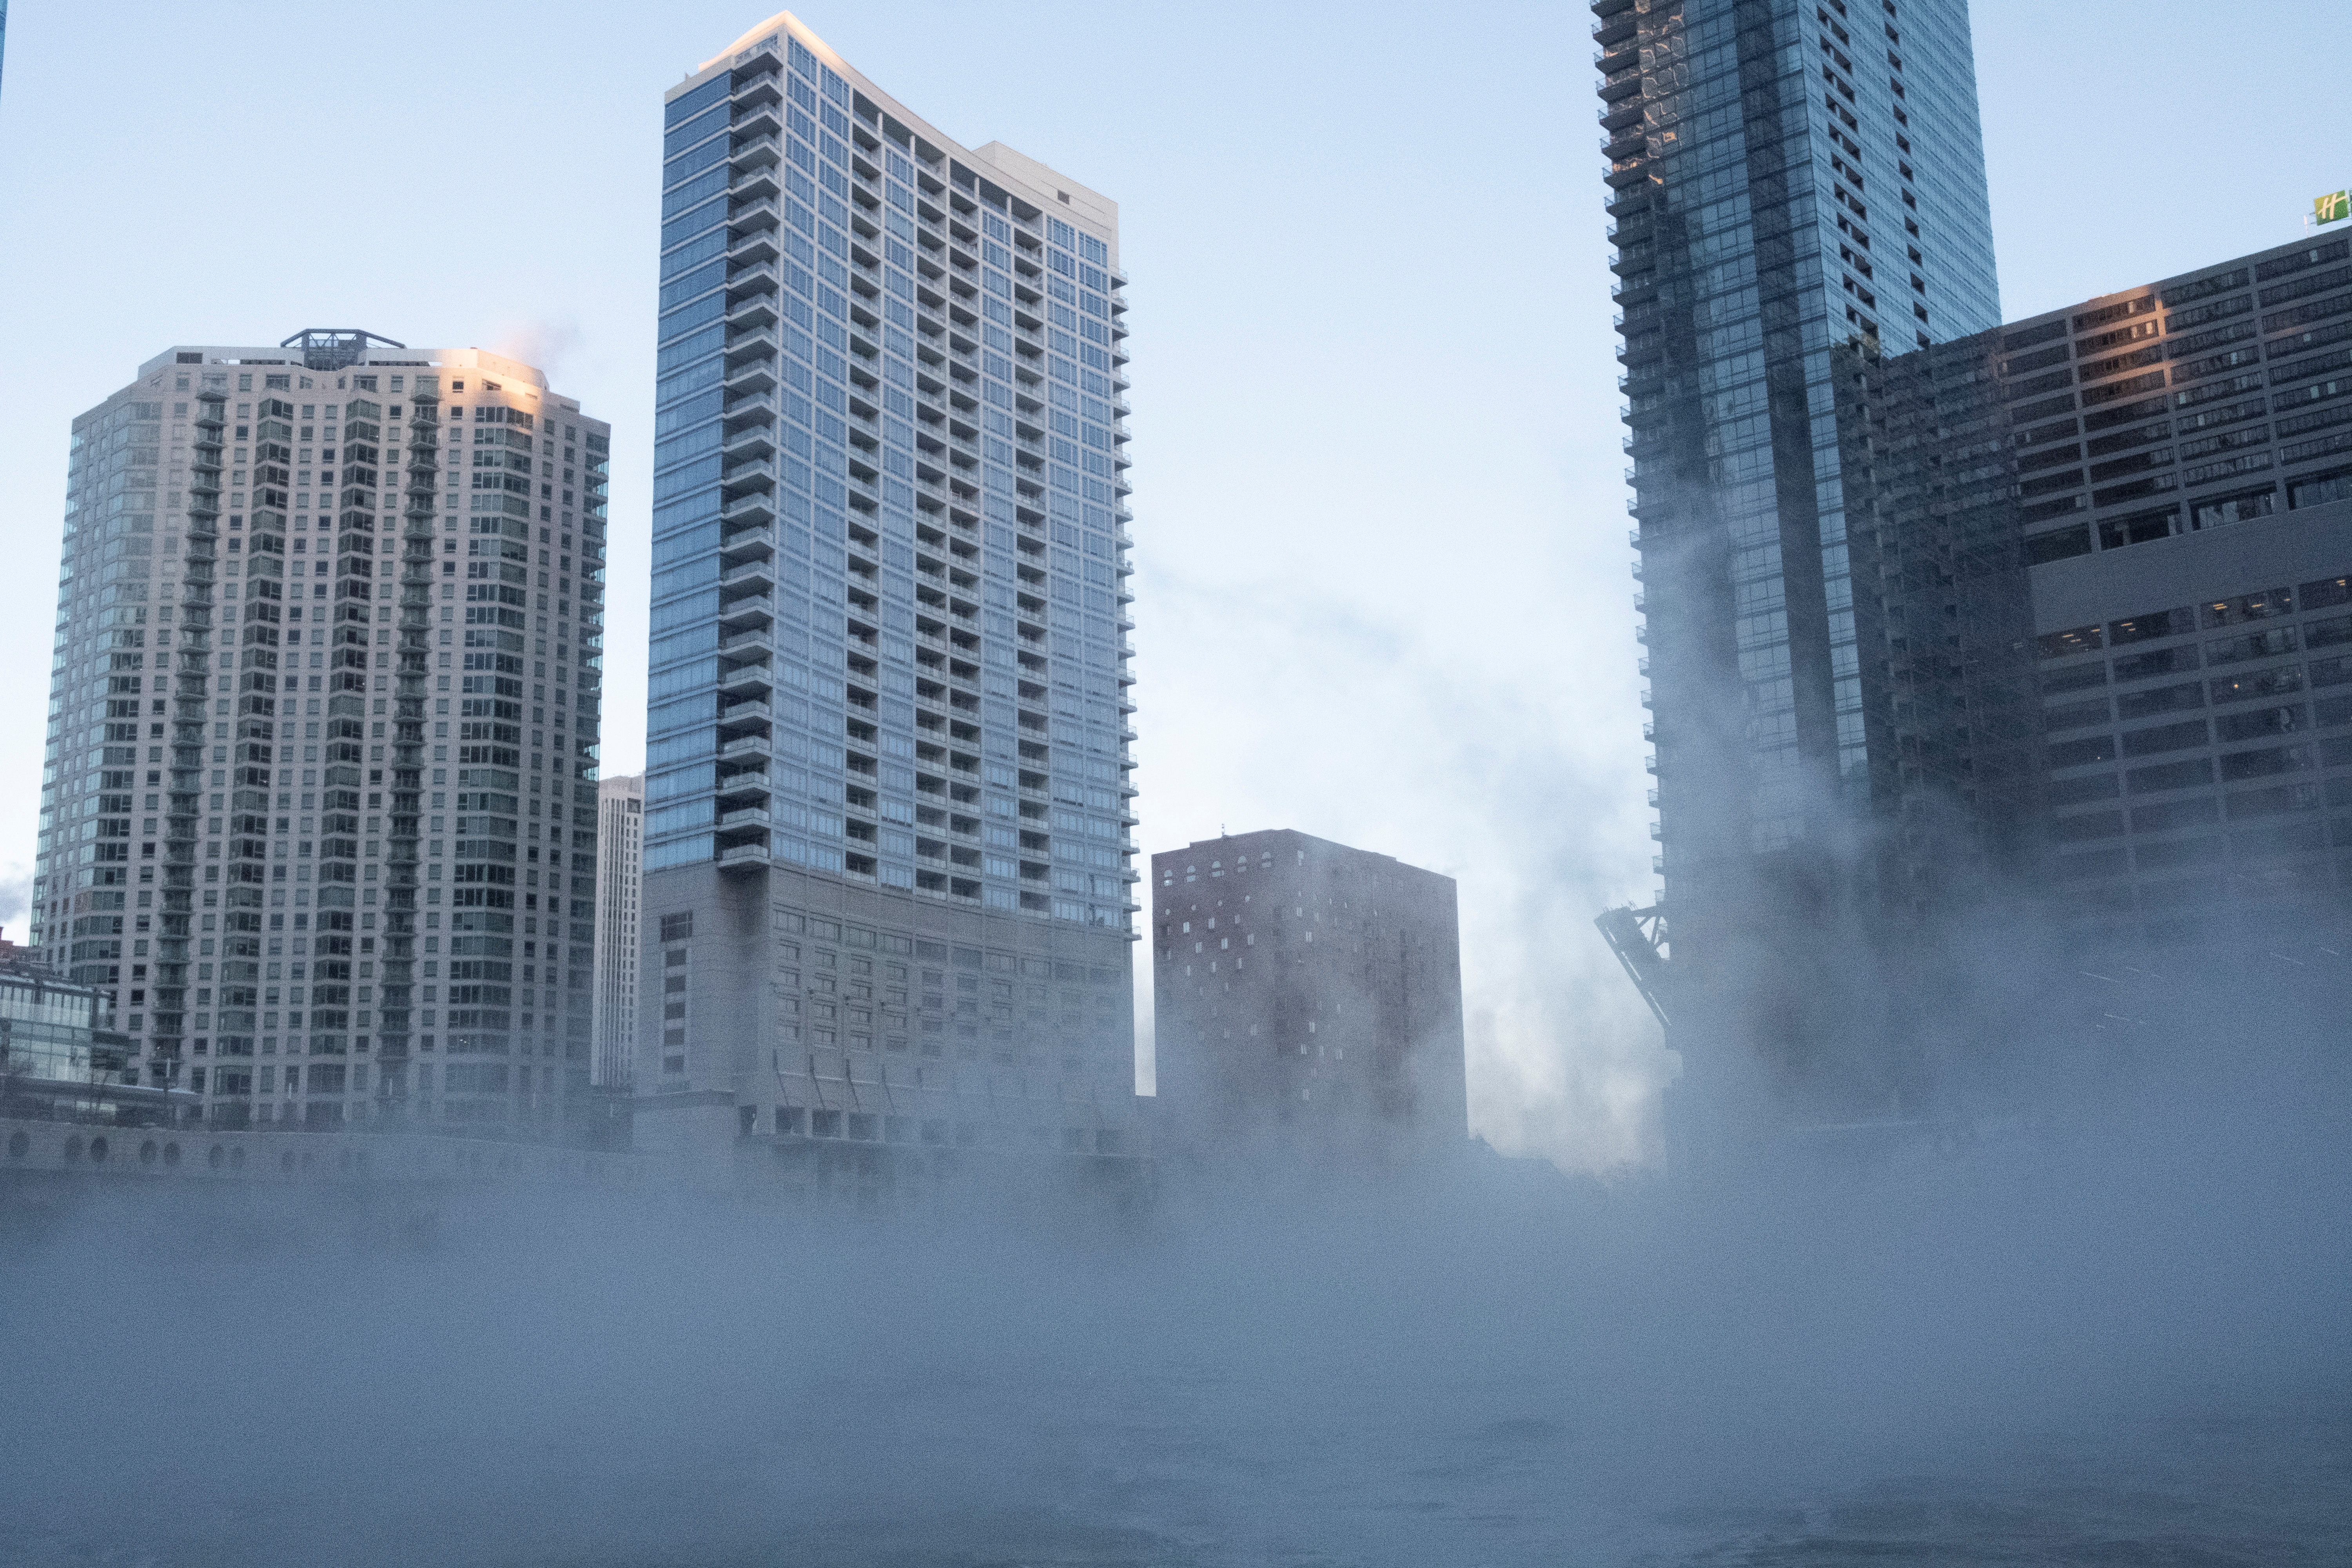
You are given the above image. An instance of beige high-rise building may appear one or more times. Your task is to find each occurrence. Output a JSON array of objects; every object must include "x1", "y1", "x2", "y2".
[
  {"x1": 31, "y1": 331, "x2": 612, "y2": 1137},
  {"x1": 591, "y1": 773, "x2": 644, "y2": 1087}
]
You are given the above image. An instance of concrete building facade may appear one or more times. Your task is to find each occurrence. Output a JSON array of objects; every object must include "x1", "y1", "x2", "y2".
[
  {"x1": 1846, "y1": 233, "x2": 2352, "y2": 942},
  {"x1": 591, "y1": 773, "x2": 644, "y2": 1088},
  {"x1": 31, "y1": 333, "x2": 612, "y2": 1136},
  {"x1": 636, "y1": 15, "x2": 1143, "y2": 1165},
  {"x1": 1150, "y1": 831, "x2": 1466, "y2": 1161}
]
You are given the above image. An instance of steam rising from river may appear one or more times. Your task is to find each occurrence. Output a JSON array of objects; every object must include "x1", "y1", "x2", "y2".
[{"x1": 2, "y1": 948, "x2": 2346, "y2": 1566}]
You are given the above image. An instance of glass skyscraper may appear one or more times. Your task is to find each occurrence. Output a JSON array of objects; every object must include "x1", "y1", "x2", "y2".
[
  {"x1": 1596, "y1": 0, "x2": 2000, "y2": 1109},
  {"x1": 636, "y1": 15, "x2": 1143, "y2": 1169}
]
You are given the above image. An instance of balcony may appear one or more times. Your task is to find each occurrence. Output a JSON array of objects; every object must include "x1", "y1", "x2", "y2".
[
  {"x1": 719, "y1": 490, "x2": 775, "y2": 528},
  {"x1": 720, "y1": 423, "x2": 775, "y2": 464},
  {"x1": 719, "y1": 843, "x2": 769, "y2": 870},
  {"x1": 718, "y1": 806, "x2": 771, "y2": 832},
  {"x1": 726, "y1": 227, "x2": 779, "y2": 267},
  {"x1": 729, "y1": 163, "x2": 780, "y2": 202},
  {"x1": 723, "y1": 389, "x2": 777, "y2": 429},
  {"x1": 726, "y1": 256, "x2": 778, "y2": 296},
  {"x1": 726, "y1": 195, "x2": 779, "y2": 239},
  {"x1": 719, "y1": 662, "x2": 772, "y2": 697},
  {"x1": 720, "y1": 735, "x2": 767, "y2": 762},
  {"x1": 719, "y1": 626, "x2": 775, "y2": 659},
  {"x1": 717, "y1": 596, "x2": 773, "y2": 634},
  {"x1": 718, "y1": 457, "x2": 775, "y2": 499},
  {"x1": 723, "y1": 327, "x2": 778, "y2": 372},
  {"x1": 724, "y1": 293, "x2": 779, "y2": 334},
  {"x1": 719, "y1": 559, "x2": 775, "y2": 596},
  {"x1": 730, "y1": 102, "x2": 781, "y2": 140},
  {"x1": 719, "y1": 524, "x2": 775, "y2": 563},
  {"x1": 730, "y1": 62, "x2": 781, "y2": 108}
]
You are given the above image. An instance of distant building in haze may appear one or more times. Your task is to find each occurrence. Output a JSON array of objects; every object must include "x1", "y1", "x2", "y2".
[
  {"x1": 591, "y1": 773, "x2": 643, "y2": 1088},
  {"x1": 1151, "y1": 831, "x2": 1466, "y2": 1161}
]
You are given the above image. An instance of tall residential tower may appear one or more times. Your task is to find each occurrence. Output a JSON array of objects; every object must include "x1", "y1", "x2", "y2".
[
  {"x1": 1596, "y1": 0, "x2": 2000, "y2": 1111},
  {"x1": 590, "y1": 772, "x2": 643, "y2": 1087},
  {"x1": 34, "y1": 335, "x2": 611, "y2": 1135},
  {"x1": 637, "y1": 15, "x2": 1143, "y2": 1165}
]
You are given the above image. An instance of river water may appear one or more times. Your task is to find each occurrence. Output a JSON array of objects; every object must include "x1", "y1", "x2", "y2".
[{"x1": 2, "y1": 1099, "x2": 2346, "y2": 1567}]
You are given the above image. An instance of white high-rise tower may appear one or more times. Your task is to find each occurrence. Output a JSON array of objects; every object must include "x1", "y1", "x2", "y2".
[
  {"x1": 591, "y1": 772, "x2": 644, "y2": 1088},
  {"x1": 33, "y1": 334, "x2": 612, "y2": 1136}
]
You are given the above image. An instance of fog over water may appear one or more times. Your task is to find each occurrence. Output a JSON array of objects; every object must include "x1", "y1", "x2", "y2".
[{"x1": 6, "y1": 951, "x2": 2347, "y2": 1566}]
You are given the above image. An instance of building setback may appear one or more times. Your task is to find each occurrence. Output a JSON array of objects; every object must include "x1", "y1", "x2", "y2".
[
  {"x1": 1151, "y1": 831, "x2": 1466, "y2": 1160},
  {"x1": 636, "y1": 15, "x2": 1143, "y2": 1164},
  {"x1": 1597, "y1": 0, "x2": 2002, "y2": 1099},
  {"x1": 32, "y1": 333, "x2": 612, "y2": 1134},
  {"x1": 591, "y1": 773, "x2": 644, "y2": 1088}
]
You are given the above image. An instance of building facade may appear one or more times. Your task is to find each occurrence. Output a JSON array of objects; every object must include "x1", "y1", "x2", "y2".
[
  {"x1": 0, "y1": 940, "x2": 186, "y2": 1126},
  {"x1": 1844, "y1": 234, "x2": 2352, "y2": 943},
  {"x1": 31, "y1": 334, "x2": 612, "y2": 1135},
  {"x1": 1150, "y1": 831, "x2": 1466, "y2": 1161},
  {"x1": 591, "y1": 772, "x2": 643, "y2": 1087},
  {"x1": 1595, "y1": 0, "x2": 2001, "y2": 1110},
  {"x1": 637, "y1": 15, "x2": 1142, "y2": 1163}
]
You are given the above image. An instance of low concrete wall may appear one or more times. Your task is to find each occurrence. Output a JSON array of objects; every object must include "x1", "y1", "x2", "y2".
[{"x1": 0, "y1": 1117, "x2": 652, "y2": 1189}]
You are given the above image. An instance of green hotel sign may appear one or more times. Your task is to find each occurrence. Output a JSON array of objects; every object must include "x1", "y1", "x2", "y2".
[{"x1": 2316, "y1": 191, "x2": 2350, "y2": 226}]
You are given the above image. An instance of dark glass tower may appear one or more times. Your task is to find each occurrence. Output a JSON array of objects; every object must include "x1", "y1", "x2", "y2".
[{"x1": 1595, "y1": 0, "x2": 1999, "y2": 1114}]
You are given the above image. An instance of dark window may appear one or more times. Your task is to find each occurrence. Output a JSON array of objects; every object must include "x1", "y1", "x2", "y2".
[
  {"x1": 2122, "y1": 719, "x2": 2210, "y2": 756},
  {"x1": 2288, "y1": 467, "x2": 2352, "y2": 510},
  {"x1": 2227, "y1": 786, "x2": 2323, "y2": 822},
  {"x1": 659, "y1": 912, "x2": 693, "y2": 941},
  {"x1": 2301, "y1": 575, "x2": 2352, "y2": 610},
  {"x1": 2131, "y1": 797, "x2": 2220, "y2": 834},
  {"x1": 2043, "y1": 699, "x2": 2112, "y2": 732},
  {"x1": 2042, "y1": 662, "x2": 2110, "y2": 693},
  {"x1": 2114, "y1": 646, "x2": 2200, "y2": 681},
  {"x1": 2216, "y1": 706, "x2": 2308, "y2": 743},
  {"x1": 2218, "y1": 744, "x2": 2313, "y2": 782},
  {"x1": 2133, "y1": 836, "x2": 2224, "y2": 871},
  {"x1": 2038, "y1": 625, "x2": 2103, "y2": 659},
  {"x1": 2098, "y1": 508, "x2": 2179, "y2": 550},
  {"x1": 2085, "y1": 420, "x2": 2171, "y2": 457},
  {"x1": 2206, "y1": 627, "x2": 2298, "y2": 664},
  {"x1": 2048, "y1": 734, "x2": 2118, "y2": 768},
  {"x1": 2190, "y1": 487, "x2": 2276, "y2": 530},
  {"x1": 2109, "y1": 607, "x2": 2193, "y2": 645},
  {"x1": 2127, "y1": 758, "x2": 2215, "y2": 794},
  {"x1": 2116, "y1": 682, "x2": 2203, "y2": 721},
  {"x1": 2046, "y1": 773, "x2": 2119, "y2": 806},
  {"x1": 2050, "y1": 847, "x2": 2127, "y2": 880}
]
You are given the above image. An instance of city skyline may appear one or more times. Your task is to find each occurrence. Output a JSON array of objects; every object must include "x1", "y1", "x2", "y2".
[{"x1": 0, "y1": 0, "x2": 2348, "y2": 1169}]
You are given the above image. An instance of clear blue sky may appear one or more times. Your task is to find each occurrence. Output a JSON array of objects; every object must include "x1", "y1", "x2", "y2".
[{"x1": 1, "y1": 0, "x2": 2345, "y2": 1166}]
